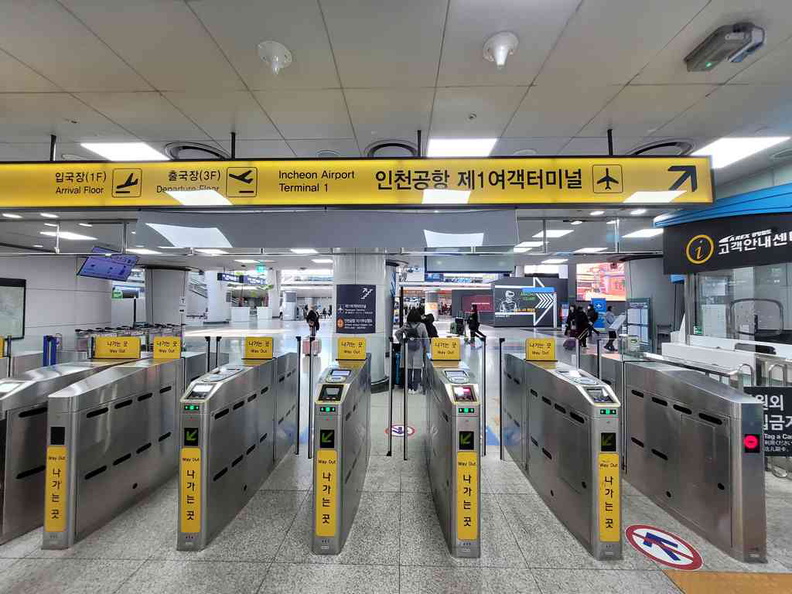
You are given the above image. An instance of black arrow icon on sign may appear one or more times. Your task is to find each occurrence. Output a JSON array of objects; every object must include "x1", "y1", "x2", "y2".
[
  {"x1": 115, "y1": 173, "x2": 139, "y2": 194},
  {"x1": 668, "y1": 165, "x2": 697, "y2": 192}
]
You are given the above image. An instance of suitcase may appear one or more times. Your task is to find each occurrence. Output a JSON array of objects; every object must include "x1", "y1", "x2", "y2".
[
  {"x1": 563, "y1": 337, "x2": 576, "y2": 351},
  {"x1": 302, "y1": 337, "x2": 322, "y2": 355}
]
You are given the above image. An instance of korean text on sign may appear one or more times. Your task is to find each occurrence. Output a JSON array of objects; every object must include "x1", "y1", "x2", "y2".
[
  {"x1": 598, "y1": 453, "x2": 620, "y2": 542},
  {"x1": 44, "y1": 446, "x2": 68, "y2": 533},
  {"x1": 315, "y1": 449, "x2": 338, "y2": 537},
  {"x1": 456, "y1": 451, "x2": 478, "y2": 541},
  {"x1": 180, "y1": 448, "x2": 201, "y2": 533}
]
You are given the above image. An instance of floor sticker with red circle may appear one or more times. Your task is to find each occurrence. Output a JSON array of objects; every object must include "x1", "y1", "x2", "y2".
[
  {"x1": 385, "y1": 424, "x2": 416, "y2": 437},
  {"x1": 625, "y1": 524, "x2": 703, "y2": 570}
]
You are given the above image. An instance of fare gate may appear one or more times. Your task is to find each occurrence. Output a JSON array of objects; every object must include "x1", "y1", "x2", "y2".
[
  {"x1": 312, "y1": 355, "x2": 371, "y2": 555},
  {"x1": 423, "y1": 352, "x2": 481, "y2": 558},
  {"x1": 503, "y1": 356, "x2": 623, "y2": 561},
  {"x1": 42, "y1": 352, "x2": 204, "y2": 549},
  {"x1": 177, "y1": 349, "x2": 298, "y2": 551}
]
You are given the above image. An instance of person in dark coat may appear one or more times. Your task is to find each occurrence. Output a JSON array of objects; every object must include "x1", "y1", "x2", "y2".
[
  {"x1": 468, "y1": 304, "x2": 486, "y2": 348},
  {"x1": 423, "y1": 313, "x2": 439, "y2": 338},
  {"x1": 306, "y1": 308, "x2": 320, "y2": 337}
]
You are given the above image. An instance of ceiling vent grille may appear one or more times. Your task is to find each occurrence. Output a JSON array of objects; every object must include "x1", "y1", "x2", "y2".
[
  {"x1": 365, "y1": 139, "x2": 418, "y2": 158},
  {"x1": 629, "y1": 139, "x2": 694, "y2": 157},
  {"x1": 164, "y1": 141, "x2": 230, "y2": 160}
]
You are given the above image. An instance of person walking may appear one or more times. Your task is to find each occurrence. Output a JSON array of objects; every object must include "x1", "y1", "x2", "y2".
[
  {"x1": 306, "y1": 308, "x2": 320, "y2": 338},
  {"x1": 396, "y1": 308, "x2": 429, "y2": 393},
  {"x1": 575, "y1": 305, "x2": 591, "y2": 348},
  {"x1": 423, "y1": 313, "x2": 439, "y2": 339},
  {"x1": 468, "y1": 304, "x2": 486, "y2": 348},
  {"x1": 322, "y1": 307, "x2": 327, "y2": 319},
  {"x1": 604, "y1": 306, "x2": 617, "y2": 351}
]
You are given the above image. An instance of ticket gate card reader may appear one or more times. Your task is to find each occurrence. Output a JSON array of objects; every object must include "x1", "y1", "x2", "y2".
[
  {"x1": 521, "y1": 361, "x2": 622, "y2": 561},
  {"x1": 313, "y1": 356, "x2": 371, "y2": 555},
  {"x1": 424, "y1": 359, "x2": 481, "y2": 558},
  {"x1": 178, "y1": 355, "x2": 290, "y2": 551}
]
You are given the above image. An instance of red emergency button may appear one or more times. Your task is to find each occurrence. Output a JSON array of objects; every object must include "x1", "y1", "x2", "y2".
[{"x1": 743, "y1": 434, "x2": 760, "y2": 453}]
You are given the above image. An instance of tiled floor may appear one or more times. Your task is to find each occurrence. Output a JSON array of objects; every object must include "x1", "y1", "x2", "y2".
[{"x1": 0, "y1": 320, "x2": 787, "y2": 593}]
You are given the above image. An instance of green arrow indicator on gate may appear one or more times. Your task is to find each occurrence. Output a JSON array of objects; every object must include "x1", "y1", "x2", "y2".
[
  {"x1": 459, "y1": 432, "x2": 472, "y2": 445},
  {"x1": 184, "y1": 428, "x2": 198, "y2": 446},
  {"x1": 320, "y1": 430, "x2": 335, "y2": 448}
]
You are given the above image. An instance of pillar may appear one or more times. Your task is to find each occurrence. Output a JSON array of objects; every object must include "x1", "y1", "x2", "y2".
[
  {"x1": 425, "y1": 290, "x2": 439, "y2": 318},
  {"x1": 144, "y1": 268, "x2": 188, "y2": 326},
  {"x1": 283, "y1": 291, "x2": 297, "y2": 321},
  {"x1": 267, "y1": 268, "x2": 281, "y2": 318},
  {"x1": 206, "y1": 270, "x2": 229, "y2": 324},
  {"x1": 333, "y1": 251, "x2": 387, "y2": 384}
]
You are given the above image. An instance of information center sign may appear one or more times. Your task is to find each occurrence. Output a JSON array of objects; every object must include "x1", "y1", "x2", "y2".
[
  {"x1": 0, "y1": 157, "x2": 711, "y2": 209},
  {"x1": 744, "y1": 386, "x2": 792, "y2": 456}
]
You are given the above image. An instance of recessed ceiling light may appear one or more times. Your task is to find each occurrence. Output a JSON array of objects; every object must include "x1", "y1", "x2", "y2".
[
  {"x1": 422, "y1": 189, "x2": 470, "y2": 204},
  {"x1": 513, "y1": 247, "x2": 533, "y2": 253},
  {"x1": 426, "y1": 138, "x2": 497, "y2": 158},
  {"x1": 607, "y1": 220, "x2": 617, "y2": 224},
  {"x1": 571, "y1": 220, "x2": 583, "y2": 225},
  {"x1": 79, "y1": 222, "x2": 92, "y2": 227},
  {"x1": 533, "y1": 229, "x2": 573, "y2": 238},
  {"x1": 81, "y1": 142, "x2": 169, "y2": 162},
  {"x1": 235, "y1": 259, "x2": 260, "y2": 264},
  {"x1": 196, "y1": 248, "x2": 227, "y2": 256},
  {"x1": 590, "y1": 210, "x2": 605, "y2": 216},
  {"x1": 515, "y1": 241, "x2": 543, "y2": 248},
  {"x1": 165, "y1": 189, "x2": 231, "y2": 206},
  {"x1": 625, "y1": 191, "x2": 684, "y2": 204},
  {"x1": 542, "y1": 258, "x2": 568, "y2": 264},
  {"x1": 40, "y1": 231, "x2": 96, "y2": 241},
  {"x1": 623, "y1": 228, "x2": 664, "y2": 238},
  {"x1": 32, "y1": 244, "x2": 43, "y2": 248},
  {"x1": 43, "y1": 222, "x2": 58, "y2": 227},
  {"x1": 575, "y1": 247, "x2": 608, "y2": 253},
  {"x1": 630, "y1": 208, "x2": 647, "y2": 215},
  {"x1": 40, "y1": 212, "x2": 58, "y2": 219},
  {"x1": 126, "y1": 248, "x2": 162, "y2": 255},
  {"x1": 693, "y1": 136, "x2": 790, "y2": 169},
  {"x1": 2, "y1": 213, "x2": 21, "y2": 219},
  {"x1": 312, "y1": 258, "x2": 333, "y2": 263},
  {"x1": 291, "y1": 248, "x2": 318, "y2": 254}
]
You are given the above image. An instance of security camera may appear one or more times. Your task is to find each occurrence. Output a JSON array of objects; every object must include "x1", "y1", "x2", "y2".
[{"x1": 685, "y1": 22, "x2": 765, "y2": 72}]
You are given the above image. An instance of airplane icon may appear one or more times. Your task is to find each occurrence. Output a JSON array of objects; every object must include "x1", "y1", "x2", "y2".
[
  {"x1": 229, "y1": 169, "x2": 254, "y2": 184},
  {"x1": 115, "y1": 173, "x2": 139, "y2": 193},
  {"x1": 596, "y1": 168, "x2": 619, "y2": 190}
]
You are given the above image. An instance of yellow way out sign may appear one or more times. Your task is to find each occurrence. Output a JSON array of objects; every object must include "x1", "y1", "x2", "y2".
[{"x1": 0, "y1": 157, "x2": 712, "y2": 208}]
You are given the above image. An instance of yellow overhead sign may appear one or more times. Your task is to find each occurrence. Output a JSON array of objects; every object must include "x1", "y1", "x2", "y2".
[
  {"x1": 244, "y1": 336, "x2": 274, "y2": 360},
  {"x1": 94, "y1": 336, "x2": 141, "y2": 359},
  {"x1": 0, "y1": 157, "x2": 712, "y2": 208},
  {"x1": 431, "y1": 337, "x2": 461, "y2": 361}
]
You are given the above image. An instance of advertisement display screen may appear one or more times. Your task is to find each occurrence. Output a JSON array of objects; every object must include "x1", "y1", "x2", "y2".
[
  {"x1": 77, "y1": 247, "x2": 138, "y2": 282},
  {"x1": 492, "y1": 284, "x2": 557, "y2": 326},
  {"x1": 576, "y1": 262, "x2": 625, "y2": 301},
  {"x1": 461, "y1": 293, "x2": 493, "y2": 313}
]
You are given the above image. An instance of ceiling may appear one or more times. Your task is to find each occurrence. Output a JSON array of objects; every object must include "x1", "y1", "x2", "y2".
[{"x1": 0, "y1": 0, "x2": 787, "y2": 188}]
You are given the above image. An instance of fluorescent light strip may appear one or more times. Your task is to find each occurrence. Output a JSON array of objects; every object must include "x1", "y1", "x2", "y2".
[
  {"x1": 542, "y1": 258, "x2": 568, "y2": 264},
  {"x1": 196, "y1": 249, "x2": 228, "y2": 256},
  {"x1": 81, "y1": 142, "x2": 169, "y2": 162},
  {"x1": 533, "y1": 229, "x2": 573, "y2": 238},
  {"x1": 312, "y1": 258, "x2": 333, "y2": 263},
  {"x1": 515, "y1": 241, "x2": 543, "y2": 248},
  {"x1": 290, "y1": 248, "x2": 318, "y2": 254},
  {"x1": 165, "y1": 189, "x2": 231, "y2": 206},
  {"x1": 40, "y1": 231, "x2": 96, "y2": 240},
  {"x1": 426, "y1": 138, "x2": 497, "y2": 158},
  {"x1": 235, "y1": 259, "x2": 260, "y2": 264},
  {"x1": 513, "y1": 247, "x2": 532, "y2": 253},
  {"x1": 623, "y1": 228, "x2": 663, "y2": 239},
  {"x1": 421, "y1": 189, "x2": 471, "y2": 204},
  {"x1": 40, "y1": 212, "x2": 58, "y2": 219},
  {"x1": 2, "y1": 213, "x2": 21, "y2": 219},
  {"x1": 693, "y1": 137, "x2": 790, "y2": 169},
  {"x1": 126, "y1": 248, "x2": 162, "y2": 255},
  {"x1": 590, "y1": 210, "x2": 605, "y2": 216},
  {"x1": 624, "y1": 191, "x2": 684, "y2": 204},
  {"x1": 630, "y1": 208, "x2": 647, "y2": 215},
  {"x1": 575, "y1": 247, "x2": 608, "y2": 253}
]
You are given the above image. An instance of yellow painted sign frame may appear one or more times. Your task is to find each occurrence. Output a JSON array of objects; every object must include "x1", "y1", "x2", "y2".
[
  {"x1": 244, "y1": 336, "x2": 274, "y2": 360},
  {"x1": 456, "y1": 451, "x2": 478, "y2": 541},
  {"x1": 94, "y1": 336, "x2": 141, "y2": 359},
  {"x1": 315, "y1": 449, "x2": 338, "y2": 538},
  {"x1": 431, "y1": 337, "x2": 461, "y2": 361},
  {"x1": 180, "y1": 447, "x2": 201, "y2": 534},
  {"x1": 337, "y1": 337, "x2": 367, "y2": 361},
  {"x1": 153, "y1": 336, "x2": 181, "y2": 359},
  {"x1": 0, "y1": 157, "x2": 712, "y2": 209},
  {"x1": 598, "y1": 453, "x2": 620, "y2": 542},
  {"x1": 526, "y1": 338, "x2": 556, "y2": 362},
  {"x1": 44, "y1": 445, "x2": 68, "y2": 533}
]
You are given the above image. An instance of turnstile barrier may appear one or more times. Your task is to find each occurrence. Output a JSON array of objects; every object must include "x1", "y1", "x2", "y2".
[
  {"x1": 177, "y1": 352, "x2": 297, "y2": 551},
  {"x1": 623, "y1": 361, "x2": 766, "y2": 562},
  {"x1": 423, "y1": 357, "x2": 481, "y2": 558},
  {"x1": 43, "y1": 352, "x2": 203, "y2": 549},
  {"x1": 0, "y1": 359, "x2": 133, "y2": 544},
  {"x1": 503, "y1": 356, "x2": 622, "y2": 561},
  {"x1": 312, "y1": 355, "x2": 371, "y2": 555}
]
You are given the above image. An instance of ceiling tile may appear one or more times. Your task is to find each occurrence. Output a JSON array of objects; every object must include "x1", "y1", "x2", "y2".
[
  {"x1": 579, "y1": 84, "x2": 717, "y2": 137},
  {"x1": 731, "y1": 34, "x2": 792, "y2": 84},
  {"x1": 77, "y1": 92, "x2": 210, "y2": 141},
  {"x1": 321, "y1": 0, "x2": 447, "y2": 88},
  {"x1": 0, "y1": 143, "x2": 50, "y2": 161},
  {"x1": 287, "y1": 138, "x2": 360, "y2": 158},
  {"x1": 165, "y1": 91, "x2": 281, "y2": 141},
  {"x1": 0, "y1": 93, "x2": 131, "y2": 143},
  {"x1": 653, "y1": 84, "x2": 792, "y2": 138},
  {"x1": 254, "y1": 90, "x2": 353, "y2": 139},
  {"x1": 430, "y1": 86, "x2": 527, "y2": 137},
  {"x1": 189, "y1": 0, "x2": 340, "y2": 90},
  {"x1": 215, "y1": 139, "x2": 295, "y2": 158},
  {"x1": 493, "y1": 137, "x2": 572, "y2": 157},
  {"x1": 0, "y1": 49, "x2": 58, "y2": 92},
  {"x1": 437, "y1": 0, "x2": 579, "y2": 87},
  {"x1": 345, "y1": 88, "x2": 433, "y2": 146},
  {"x1": 504, "y1": 85, "x2": 621, "y2": 137},
  {"x1": 558, "y1": 136, "x2": 648, "y2": 155},
  {"x1": 634, "y1": 0, "x2": 792, "y2": 85},
  {"x1": 0, "y1": 1, "x2": 151, "y2": 92},
  {"x1": 60, "y1": 0, "x2": 243, "y2": 92},
  {"x1": 534, "y1": 0, "x2": 710, "y2": 87}
]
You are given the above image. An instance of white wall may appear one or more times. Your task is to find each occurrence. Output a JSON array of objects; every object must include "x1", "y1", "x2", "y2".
[
  {"x1": 625, "y1": 257, "x2": 683, "y2": 333},
  {"x1": 717, "y1": 161, "x2": 792, "y2": 199},
  {"x1": 0, "y1": 256, "x2": 112, "y2": 347}
]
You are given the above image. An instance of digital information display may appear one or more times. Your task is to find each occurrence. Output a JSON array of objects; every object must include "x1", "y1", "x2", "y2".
[
  {"x1": 77, "y1": 247, "x2": 138, "y2": 282},
  {"x1": 493, "y1": 284, "x2": 557, "y2": 327}
]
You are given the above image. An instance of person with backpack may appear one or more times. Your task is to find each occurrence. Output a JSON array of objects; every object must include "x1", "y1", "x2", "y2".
[{"x1": 396, "y1": 308, "x2": 429, "y2": 393}]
